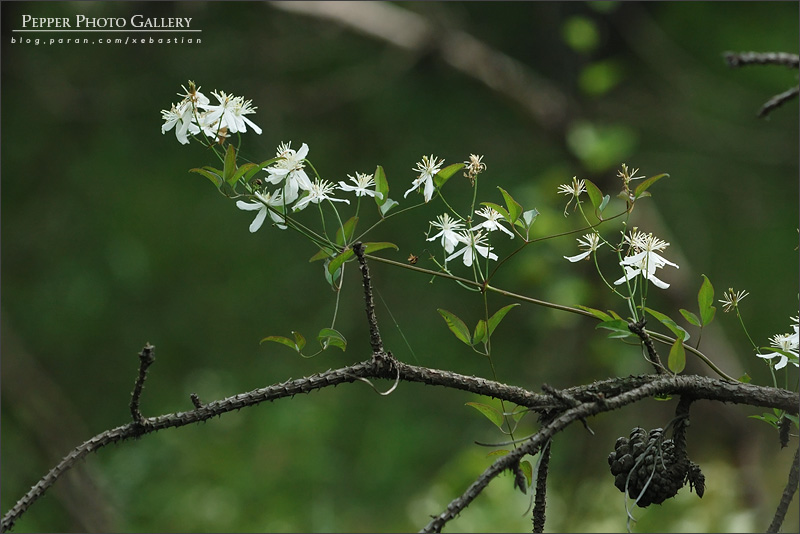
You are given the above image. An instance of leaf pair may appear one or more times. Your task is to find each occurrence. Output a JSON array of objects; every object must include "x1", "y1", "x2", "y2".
[
  {"x1": 261, "y1": 328, "x2": 347, "y2": 355},
  {"x1": 437, "y1": 304, "x2": 519, "y2": 347},
  {"x1": 190, "y1": 145, "x2": 280, "y2": 194}
]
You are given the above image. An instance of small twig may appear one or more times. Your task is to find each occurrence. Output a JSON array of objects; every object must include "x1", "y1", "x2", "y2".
[
  {"x1": 627, "y1": 320, "x2": 665, "y2": 374},
  {"x1": 190, "y1": 393, "x2": 203, "y2": 409},
  {"x1": 532, "y1": 440, "x2": 551, "y2": 533},
  {"x1": 353, "y1": 242, "x2": 385, "y2": 356},
  {"x1": 723, "y1": 51, "x2": 800, "y2": 69},
  {"x1": 758, "y1": 85, "x2": 799, "y2": 118},
  {"x1": 129, "y1": 344, "x2": 155, "y2": 426},
  {"x1": 767, "y1": 446, "x2": 800, "y2": 533}
]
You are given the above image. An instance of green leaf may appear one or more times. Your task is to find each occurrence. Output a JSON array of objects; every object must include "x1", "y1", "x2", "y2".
[
  {"x1": 679, "y1": 309, "x2": 702, "y2": 327},
  {"x1": 577, "y1": 305, "x2": 612, "y2": 322},
  {"x1": 738, "y1": 373, "x2": 751, "y2": 383},
  {"x1": 473, "y1": 319, "x2": 487, "y2": 345},
  {"x1": 318, "y1": 328, "x2": 347, "y2": 351},
  {"x1": 584, "y1": 179, "x2": 603, "y2": 209},
  {"x1": 465, "y1": 402, "x2": 504, "y2": 428},
  {"x1": 519, "y1": 208, "x2": 539, "y2": 228},
  {"x1": 378, "y1": 198, "x2": 398, "y2": 216},
  {"x1": 293, "y1": 331, "x2": 306, "y2": 351},
  {"x1": 607, "y1": 310, "x2": 624, "y2": 321},
  {"x1": 698, "y1": 274, "x2": 716, "y2": 326},
  {"x1": 487, "y1": 449, "x2": 510, "y2": 457},
  {"x1": 596, "y1": 318, "x2": 635, "y2": 339},
  {"x1": 497, "y1": 187, "x2": 522, "y2": 223},
  {"x1": 259, "y1": 335, "x2": 297, "y2": 351},
  {"x1": 336, "y1": 216, "x2": 359, "y2": 246},
  {"x1": 223, "y1": 144, "x2": 237, "y2": 184},
  {"x1": 643, "y1": 307, "x2": 689, "y2": 341},
  {"x1": 230, "y1": 163, "x2": 257, "y2": 185},
  {"x1": 328, "y1": 248, "x2": 354, "y2": 275},
  {"x1": 598, "y1": 195, "x2": 611, "y2": 213},
  {"x1": 260, "y1": 331, "x2": 306, "y2": 352},
  {"x1": 749, "y1": 413, "x2": 780, "y2": 427},
  {"x1": 189, "y1": 167, "x2": 222, "y2": 188},
  {"x1": 668, "y1": 338, "x2": 686, "y2": 374},
  {"x1": 634, "y1": 173, "x2": 668, "y2": 199},
  {"x1": 243, "y1": 157, "x2": 281, "y2": 182},
  {"x1": 519, "y1": 460, "x2": 533, "y2": 488},
  {"x1": 433, "y1": 163, "x2": 465, "y2": 188},
  {"x1": 438, "y1": 309, "x2": 471, "y2": 345},
  {"x1": 374, "y1": 165, "x2": 389, "y2": 206},
  {"x1": 654, "y1": 394, "x2": 672, "y2": 401},
  {"x1": 363, "y1": 242, "x2": 399, "y2": 254},
  {"x1": 309, "y1": 246, "x2": 337, "y2": 262},
  {"x1": 488, "y1": 304, "x2": 520, "y2": 336}
]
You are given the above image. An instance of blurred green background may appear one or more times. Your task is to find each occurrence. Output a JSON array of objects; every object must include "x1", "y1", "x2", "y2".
[{"x1": 2, "y1": 2, "x2": 798, "y2": 532}]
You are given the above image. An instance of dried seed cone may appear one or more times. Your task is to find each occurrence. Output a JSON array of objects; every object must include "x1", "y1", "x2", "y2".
[{"x1": 607, "y1": 427, "x2": 691, "y2": 507}]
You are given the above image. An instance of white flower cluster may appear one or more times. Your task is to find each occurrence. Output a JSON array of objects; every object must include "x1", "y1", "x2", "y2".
[
  {"x1": 427, "y1": 206, "x2": 515, "y2": 267},
  {"x1": 758, "y1": 317, "x2": 799, "y2": 370},
  {"x1": 161, "y1": 81, "x2": 261, "y2": 145}
]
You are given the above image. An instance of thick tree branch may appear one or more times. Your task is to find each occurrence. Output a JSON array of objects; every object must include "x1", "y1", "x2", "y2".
[{"x1": 2, "y1": 345, "x2": 796, "y2": 533}]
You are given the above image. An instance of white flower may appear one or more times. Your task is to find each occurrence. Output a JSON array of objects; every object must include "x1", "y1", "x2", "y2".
[
  {"x1": 338, "y1": 172, "x2": 382, "y2": 199},
  {"x1": 473, "y1": 206, "x2": 514, "y2": 238},
  {"x1": 758, "y1": 330, "x2": 799, "y2": 370},
  {"x1": 204, "y1": 91, "x2": 262, "y2": 135},
  {"x1": 446, "y1": 230, "x2": 498, "y2": 267},
  {"x1": 564, "y1": 233, "x2": 604, "y2": 262},
  {"x1": 160, "y1": 101, "x2": 199, "y2": 145},
  {"x1": 719, "y1": 288, "x2": 749, "y2": 313},
  {"x1": 557, "y1": 177, "x2": 586, "y2": 216},
  {"x1": 427, "y1": 213, "x2": 466, "y2": 254},
  {"x1": 404, "y1": 155, "x2": 444, "y2": 203},
  {"x1": 235, "y1": 190, "x2": 287, "y2": 232},
  {"x1": 265, "y1": 142, "x2": 313, "y2": 203},
  {"x1": 292, "y1": 179, "x2": 350, "y2": 212},
  {"x1": 613, "y1": 231, "x2": 678, "y2": 289}
]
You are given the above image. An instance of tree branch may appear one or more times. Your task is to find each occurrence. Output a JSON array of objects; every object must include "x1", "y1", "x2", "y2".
[
  {"x1": 723, "y1": 51, "x2": 800, "y2": 69},
  {"x1": 758, "y1": 85, "x2": 800, "y2": 118},
  {"x1": 2, "y1": 349, "x2": 797, "y2": 532},
  {"x1": 767, "y1": 446, "x2": 800, "y2": 534}
]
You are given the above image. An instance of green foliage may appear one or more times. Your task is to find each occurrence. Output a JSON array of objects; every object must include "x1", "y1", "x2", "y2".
[
  {"x1": 433, "y1": 163, "x2": 465, "y2": 188},
  {"x1": 437, "y1": 309, "x2": 472, "y2": 345},
  {"x1": 698, "y1": 275, "x2": 717, "y2": 326},
  {"x1": 465, "y1": 402, "x2": 504, "y2": 428}
]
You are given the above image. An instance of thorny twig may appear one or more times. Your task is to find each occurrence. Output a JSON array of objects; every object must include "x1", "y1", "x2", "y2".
[{"x1": 724, "y1": 51, "x2": 800, "y2": 118}]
